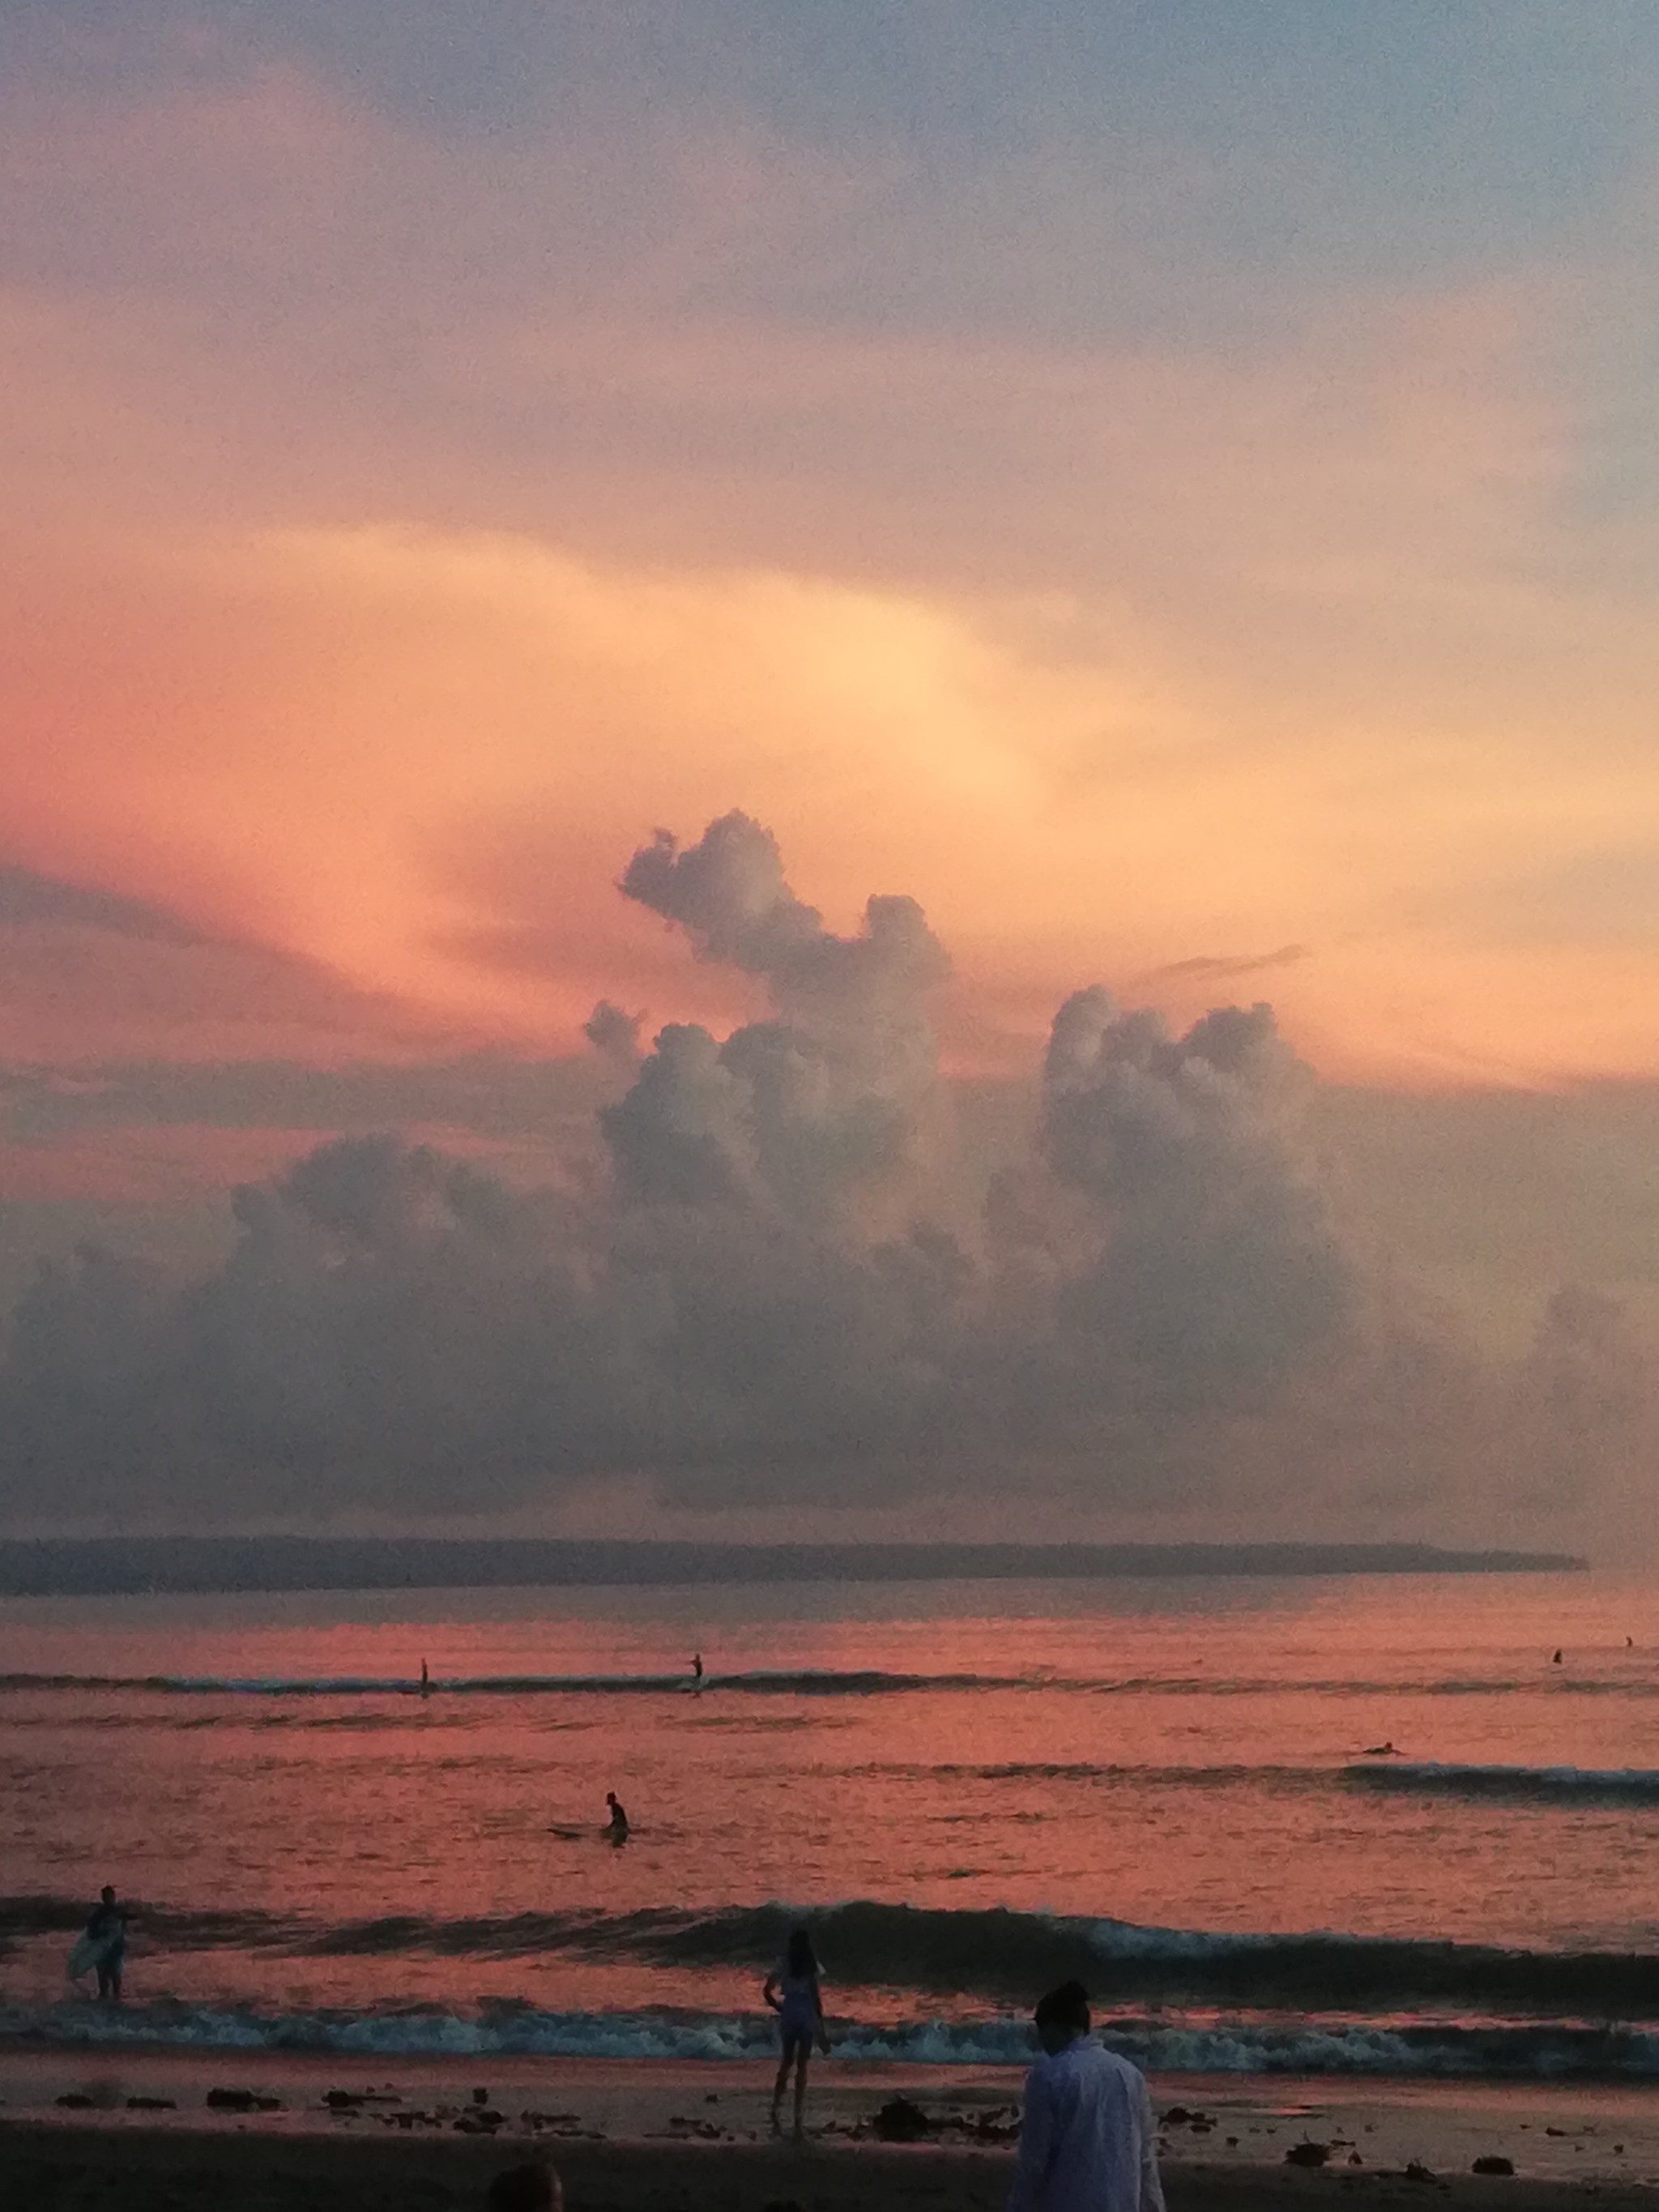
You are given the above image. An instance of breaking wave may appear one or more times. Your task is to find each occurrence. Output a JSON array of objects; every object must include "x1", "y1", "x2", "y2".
[
  {"x1": 6, "y1": 1996, "x2": 1659, "y2": 2080},
  {"x1": 1343, "y1": 1761, "x2": 1659, "y2": 1804},
  {"x1": 9, "y1": 1894, "x2": 1659, "y2": 2018}
]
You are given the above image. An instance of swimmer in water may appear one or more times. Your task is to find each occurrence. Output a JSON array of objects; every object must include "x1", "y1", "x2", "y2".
[
  {"x1": 1360, "y1": 1741, "x2": 1400, "y2": 1757},
  {"x1": 604, "y1": 1791, "x2": 629, "y2": 1843}
]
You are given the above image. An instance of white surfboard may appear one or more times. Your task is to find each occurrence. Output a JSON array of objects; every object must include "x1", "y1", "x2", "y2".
[{"x1": 67, "y1": 1931, "x2": 109, "y2": 1981}]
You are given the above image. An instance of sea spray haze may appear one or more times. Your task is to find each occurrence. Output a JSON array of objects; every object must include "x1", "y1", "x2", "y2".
[
  {"x1": 2, "y1": 814, "x2": 1655, "y2": 1552},
  {"x1": 6, "y1": 1569, "x2": 1659, "y2": 2080}
]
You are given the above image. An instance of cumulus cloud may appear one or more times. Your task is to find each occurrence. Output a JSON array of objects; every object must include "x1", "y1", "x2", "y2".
[
  {"x1": 0, "y1": 809, "x2": 1653, "y2": 1545},
  {"x1": 582, "y1": 999, "x2": 643, "y2": 1068},
  {"x1": 1041, "y1": 989, "x2": 1349, "y2": 1399},
  {"x1": 606, "y1": 812, "x2": 953, "y2": 1225},
  {"x1": 621, "y1": 810, "x2": 949, "y2": 1095}
]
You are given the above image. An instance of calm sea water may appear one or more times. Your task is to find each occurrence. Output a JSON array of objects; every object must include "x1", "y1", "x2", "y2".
[{"x1": 3, "y1": 1571, "x2": 1658, "y2": 2078}]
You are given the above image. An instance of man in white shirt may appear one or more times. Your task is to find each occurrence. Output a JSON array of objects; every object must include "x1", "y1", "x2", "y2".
[{"x1": 1007, "y1": 1980, "x2": 1165, "y2": 2212}]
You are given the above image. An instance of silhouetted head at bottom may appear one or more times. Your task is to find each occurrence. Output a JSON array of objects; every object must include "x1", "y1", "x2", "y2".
[{"x1": 488, "y1": 2161, "x2": 562, "y2": 2212}]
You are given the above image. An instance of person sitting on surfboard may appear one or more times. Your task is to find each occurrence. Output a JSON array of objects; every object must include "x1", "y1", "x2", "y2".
[
  {"x1": 83, "y1": 1885, "x2": 128, "y2": 2001},
  {"x1": 604, "y1": 1791, "x2": 629, "y2": 1843}
]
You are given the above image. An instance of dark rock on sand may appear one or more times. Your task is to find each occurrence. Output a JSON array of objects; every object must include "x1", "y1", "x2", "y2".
[
  {"x1": 1473, "y1": 2158, "x2": 1516, "y2": 2176},
  {"x1": 1285, "y1": 2142, "x2": 1330, "y2": 2167},
  {"x1": 870, "y1": 2096, "x2": 935, "y2": 2142}
]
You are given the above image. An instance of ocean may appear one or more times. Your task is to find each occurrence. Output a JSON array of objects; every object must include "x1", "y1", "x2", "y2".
[{"x1": 3, "y1": 1569, "x2": 1657, "y2": 2082}]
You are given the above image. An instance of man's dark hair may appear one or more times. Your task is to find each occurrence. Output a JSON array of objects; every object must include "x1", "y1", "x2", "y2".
[
  {"x1": 487, "y1": 2162, "x2": 561, "y2": 2212},
  {"x1": 1034, "y1": 1979, "x2": 1091, "y2": 2035}
]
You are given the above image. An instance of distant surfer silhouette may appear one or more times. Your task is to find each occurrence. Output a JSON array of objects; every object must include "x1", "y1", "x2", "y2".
[
  {"x1": 1552, "y1": 1649, "x2": 1563, "y2": 1665},
  {"x1": 420, "y1": 1658, "x2": 430, "y2": 1699},
  {"x1": 79, "y1": 1885, "x2": 128, "y2": 2001},
  {"x1": 691, "y1": 1652, "x2": 703, "y2": 1684},
  {"x1": 605, "y1": 1790, "x2": 629, "y2": 1844},
  {"x1": 1360, "y1": 1741, "x2": 1401, "y2": 1757}
]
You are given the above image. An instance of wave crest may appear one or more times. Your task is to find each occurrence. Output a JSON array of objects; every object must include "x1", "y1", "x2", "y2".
[
  {"x1": 11, "y1": 1894, "x2": 1659, "y2": 2018},
  {"x1": 5, "y1": 1996, "x2": 1659, "y2": 2080},
  {"x1": 1345, "y1": 1761, "x2": 1659, "y2": 1804}
]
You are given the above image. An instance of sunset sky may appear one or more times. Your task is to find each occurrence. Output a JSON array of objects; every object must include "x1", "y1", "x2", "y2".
[{"x1": 4, "y1": 6, "x2": 1659, "y2": 1538}]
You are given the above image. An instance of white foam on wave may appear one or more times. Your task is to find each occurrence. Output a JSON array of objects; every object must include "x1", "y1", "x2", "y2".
[{"x1": 7, "y1": 2001, "x2": 1659, "y2": 2079}]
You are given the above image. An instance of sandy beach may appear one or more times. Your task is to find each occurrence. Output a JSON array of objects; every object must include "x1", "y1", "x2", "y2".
[
  {"x1": 8, "y1": 2108, "x2": 1659, "y2": 2211},
  {"x1": 6, "y1": 2051, "x2": 1659, "y2": 2209}
]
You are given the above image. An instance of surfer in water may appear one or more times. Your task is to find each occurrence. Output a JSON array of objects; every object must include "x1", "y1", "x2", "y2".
[
  {"x1": 420, "y1": 1658, "x2": 430, "y2": 1699},
  {"x1": 604, "y1": 1790, "x2": 629, "y2": 1843},
  {"x1": 764, "y1": 1927, "x2": 829, "y2": 2137},
  {"x1": 83, "y1": 1885, "x2": 128, "y2": 2002}
]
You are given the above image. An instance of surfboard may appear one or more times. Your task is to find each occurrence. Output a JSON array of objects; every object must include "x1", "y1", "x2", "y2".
[{"x1": 67, "y1": 1930, "x2": 115, "y2": 1980}]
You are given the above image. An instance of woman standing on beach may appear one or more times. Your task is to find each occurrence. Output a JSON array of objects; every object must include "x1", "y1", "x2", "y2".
[{"x1": 764, "y1": 1928, "x2": 830, "y2": 2136}]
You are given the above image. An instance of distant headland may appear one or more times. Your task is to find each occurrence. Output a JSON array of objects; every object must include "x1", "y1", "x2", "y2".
[{"x1": 0, "y1": 1536, "x2": 1587, "y2": 1597}]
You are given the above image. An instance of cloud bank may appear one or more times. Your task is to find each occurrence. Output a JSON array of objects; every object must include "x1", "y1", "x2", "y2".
[{"x1": 2, "y1": 811, "x2": 1653, "y2": 1546}]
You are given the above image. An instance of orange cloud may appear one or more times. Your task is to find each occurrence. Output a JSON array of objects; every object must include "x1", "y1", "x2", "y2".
[
  {"x1": 2, "y1": 510, "x2": 1657, "y2": 1094},
  {"x1": 2, "y1": 53, "x2": 1657, "y2": 1102}
]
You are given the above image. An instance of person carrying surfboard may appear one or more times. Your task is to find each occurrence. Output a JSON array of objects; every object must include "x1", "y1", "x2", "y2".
[{"x1": 79, "y1": 1885, "x2": 129, "y2": 2001}]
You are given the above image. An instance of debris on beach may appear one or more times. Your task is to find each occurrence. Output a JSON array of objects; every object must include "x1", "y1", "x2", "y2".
[
  {"x1": 1284, "y1": 2139, "x2": 1330, "y2": 2167},
  {"x1": 962, "y1": 2107, "x2": 1019, "y2": 2143},
  {"x1": 659, "y1": 2112, "x2": 723, "y2": 2139},
  {"x1": 205, "y1": 2087, "x2": 281, "y2": 2112},
  {"x1": 868, "y1": 2095, "x2": 936, "y2": 2141},
  {"x1": 1472, "y1": 2155, "x2": 1515, "y2": 2175}
]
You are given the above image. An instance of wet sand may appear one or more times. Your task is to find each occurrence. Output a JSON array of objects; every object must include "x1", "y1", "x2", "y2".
[
  {"x1": 6, "y1": 2051, "x2": 1659, "y2": 2207},
  {"x1": 8, "y1": 2113, "x2": 1659, "y2": 2212}
]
